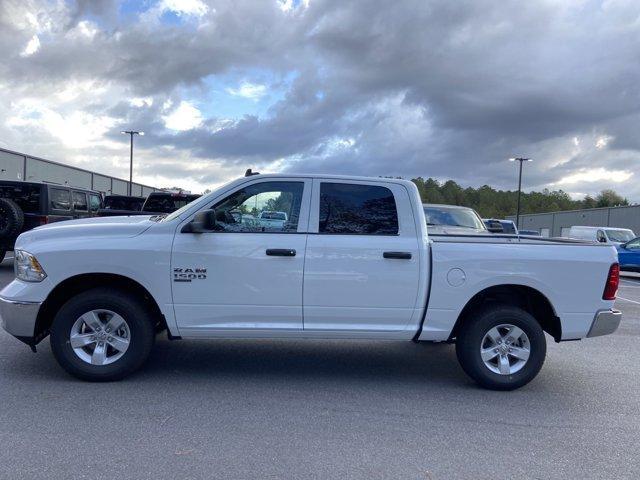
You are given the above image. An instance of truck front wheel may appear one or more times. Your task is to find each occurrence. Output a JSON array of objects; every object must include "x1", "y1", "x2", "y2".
[
  {"x1": 50, "y1": 288, "x2": 155, "y2": 381},
  {"x1": 455, "y1": 305, "x2": 546, "y2": 390}
]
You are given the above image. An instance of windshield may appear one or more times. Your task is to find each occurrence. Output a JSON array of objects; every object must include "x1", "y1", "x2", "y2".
[
  {"x1": 606, "y1": 229, "x2": 635, "y2": 243},
  {"x1": 424, "y1": 205, "x2": 486, "y2": 230}
]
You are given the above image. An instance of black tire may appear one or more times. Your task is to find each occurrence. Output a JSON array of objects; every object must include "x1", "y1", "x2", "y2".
[
  {"x1": 456, "y1": 305, "x2": 546, "y2": 391},
  {"x1": 50, "y1": 288, "x2": 155, "y2": 381},
  {"x1": 0, "y1": 249, "x2": 5, "y2": 263},
  {"x1": 0, "y1": 198, "x2": 24, "y2": 239}
]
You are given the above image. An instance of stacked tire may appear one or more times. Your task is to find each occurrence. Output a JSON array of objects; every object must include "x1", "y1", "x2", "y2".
[{"x1": 0, "y1": 198, "x2": 24, "y2": 263}]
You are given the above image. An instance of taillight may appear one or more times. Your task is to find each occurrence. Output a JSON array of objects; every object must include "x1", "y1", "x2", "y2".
[
  {"x1": 603, "y1": 263, "x2": 619, "y2": 300},
  {"x1": 36, "y1": 215, "x2": 49, "y2": 225}
]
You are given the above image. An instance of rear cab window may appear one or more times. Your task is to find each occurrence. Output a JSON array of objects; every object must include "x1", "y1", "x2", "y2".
[
  {"x1": 318, "y1": 182, "x2": 399, "y2": 235},
  {"x1": 104, "y1": 196, "x2": 144, "y2": 211}
]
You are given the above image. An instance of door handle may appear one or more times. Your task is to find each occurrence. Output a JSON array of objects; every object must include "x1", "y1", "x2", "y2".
[
  {"x1": 383, "y1": 251, "x2": 412, "y2": 260},
  {"x1": 266, "y1": 248, "x2": 296, "y2": 257}
]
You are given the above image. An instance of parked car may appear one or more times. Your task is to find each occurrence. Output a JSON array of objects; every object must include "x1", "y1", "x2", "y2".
[
  {"x1": 616, "y1": 237, "x2": 640, "y2": 272},
  {"x1": 483, "y1": 218, "x2": 518, "y2": 234},
  {"x1": 258, "y1": 210, "x2": 288, "y2": 229},
  {"x1": 518, "y1": 230, "x2": 541, "y2": 236},
  {"x1": 97, "y1": 192, "x2": 200, "y2": 217},
  {"x1": 0, "y1": 180, "x2": 101, "y2": 262},
  {"x1": 97, "y1": 195, "x2": 146, "y2": 217},
  {"x1": 141, "y1": 191, "x2": 200, "y2": 214},
  {"x1": 423, "y1": 204, "x2": 489, "y2": 235},
  {"x1": 568, "y1": 226, "x2": 635, "y2": 245},
  {"x1": 0, "y1": 173, "x2": 621, "y2": 390}
]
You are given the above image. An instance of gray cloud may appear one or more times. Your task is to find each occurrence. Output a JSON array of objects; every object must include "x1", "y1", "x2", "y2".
[{"x1": 1, "y1": 0, "x2": 640, "y2": 198}]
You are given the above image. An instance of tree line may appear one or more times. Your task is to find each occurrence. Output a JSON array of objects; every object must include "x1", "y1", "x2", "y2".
[{"x1": 411, "y1": 177, "x2": 630, "y2": 219}]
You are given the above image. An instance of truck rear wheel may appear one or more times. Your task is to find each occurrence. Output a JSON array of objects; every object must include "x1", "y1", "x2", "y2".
[
  {"x1": 455, "y1": 305, "x2": 546, "y2": 390},
  {"x1": 50, "y1": 288, "x2": 155, "y2": 381}
]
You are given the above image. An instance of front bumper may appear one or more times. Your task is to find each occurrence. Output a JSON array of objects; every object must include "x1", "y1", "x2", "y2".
[
  {"x1": 0, "y1": 296, "x2": 41, "y2": 339},
  {"x1": 587, "y1": 309, "x2": 622, "y2": 338}
]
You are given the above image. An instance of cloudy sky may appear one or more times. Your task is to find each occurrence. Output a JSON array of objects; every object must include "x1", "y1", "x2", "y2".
[{"x1": 1, "y1": 0, "x2": 639, "y2": 197}]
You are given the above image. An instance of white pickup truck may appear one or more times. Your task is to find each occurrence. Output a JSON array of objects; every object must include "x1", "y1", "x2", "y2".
[{"x1": 0, "y1": 174, "x2": 621, "y2": 390}]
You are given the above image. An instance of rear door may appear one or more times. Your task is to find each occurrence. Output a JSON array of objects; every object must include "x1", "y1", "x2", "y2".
[
  {"x1": 47, "y1": 187, "x2": 74, "y2": 222},
  {"x1": 303, "y1": 179, "x2": 421, "y2": 334}
]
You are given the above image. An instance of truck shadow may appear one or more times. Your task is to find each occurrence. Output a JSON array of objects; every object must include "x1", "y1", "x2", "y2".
[{"x1": 144, "y1": 338, "x2": 469, "y2": 387}]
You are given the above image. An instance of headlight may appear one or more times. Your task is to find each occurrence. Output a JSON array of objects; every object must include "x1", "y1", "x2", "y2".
[{"x1": 14, "y1": 250, "x2": 47, "y2": 282}]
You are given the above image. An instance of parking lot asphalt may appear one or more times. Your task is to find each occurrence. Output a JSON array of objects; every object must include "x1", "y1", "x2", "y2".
[{"x1": 0, "y1": 257, "x2": 639, "y2": 480}]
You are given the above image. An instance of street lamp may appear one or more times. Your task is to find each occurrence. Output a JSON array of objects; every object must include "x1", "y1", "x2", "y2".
[
  {"x1": 121, "y1": 130, "x2": 144, "y2": 195},
  {"x1": 509, "y1": 157, "x2": 532, "y2": 230}
]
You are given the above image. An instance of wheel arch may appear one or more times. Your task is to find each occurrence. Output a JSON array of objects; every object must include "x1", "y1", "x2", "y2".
[
  {"x1": 35, "y1": 273, "x2": 166, "y2": 341},
  {"x1": 449, "y1": 284, "x2": 561, "y2": 343}
]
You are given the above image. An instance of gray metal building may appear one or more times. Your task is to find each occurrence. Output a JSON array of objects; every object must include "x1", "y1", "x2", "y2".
[
  {"x1": 507, "y1": 205, "x2": 640, "y2": 237},
  {"x1": 0, "y1": 147, "x2": 158, "y2": 196}
]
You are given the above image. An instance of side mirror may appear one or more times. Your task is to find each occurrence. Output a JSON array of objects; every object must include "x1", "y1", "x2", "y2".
[{"x1": 182, "y1": 209, "x2": 217, "y2": 233}]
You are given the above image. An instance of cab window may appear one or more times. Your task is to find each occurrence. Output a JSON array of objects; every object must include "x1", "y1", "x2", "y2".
[
  {"x1": 319, "y1": 183, "x2": 398, "y2": 235},
  {"x1": 596, "y1": 230, "x2": 607, "y2": 243},
  {"x1": 72, "y1": 191, "x2": 88, "y2": 211},
  {"x1": 212, "y1": 181, "x2": 304, "y2": 233},
  {"x1": 89, "y1": 194, "x2": 102, "y2": 212},
  {"x1": 50, "y1": 188, "x2": 71, "y2": 210},
  {"x1": 624, "y1": 238, "x2": 640, "y2": 249}
]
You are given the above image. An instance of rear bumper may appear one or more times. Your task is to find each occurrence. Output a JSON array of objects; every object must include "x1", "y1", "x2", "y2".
[
  {"x1": 0, "y1": 296, "x2": 41, "y2": 338},
  {"x1": 587, "y1": 309, "x2": 622, "y2": 338}
]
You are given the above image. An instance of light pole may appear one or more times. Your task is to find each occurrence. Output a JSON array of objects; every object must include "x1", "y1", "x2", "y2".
[
  {"x1": 121, "y1": 130, "x2": 144, "y2": 195},
  {"x1": 509, "y1": 157, "x2": 532, "y2": 229}
]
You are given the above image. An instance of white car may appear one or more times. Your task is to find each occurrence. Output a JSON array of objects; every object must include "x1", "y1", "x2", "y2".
[
  {"x1": 0, "y1": 174, "x2": 621, "y2": 390},
  {"x1": 258, "y1": 210, "x2": 288, "y2": 229},
  {"x1": 568, "y1": 226, "x2": 635, "y2": 245}
]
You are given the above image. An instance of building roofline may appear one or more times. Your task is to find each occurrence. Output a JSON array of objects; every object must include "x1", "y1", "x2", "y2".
[{"x1": 0, "y1": 146, "x2": 158, "y2": 190}]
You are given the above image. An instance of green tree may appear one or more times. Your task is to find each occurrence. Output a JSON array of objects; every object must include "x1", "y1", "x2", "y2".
[
  {"x1": 410, "y1": 177, "x2": 628, "y2": 218},
  {"x1": 595, "y1": 189, "x2": 628, "y2": 208}
]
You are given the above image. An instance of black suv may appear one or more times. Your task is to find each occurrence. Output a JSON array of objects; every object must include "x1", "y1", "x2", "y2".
[{"x1": 0, "y1": 180, "x2": 103, "y2": 262}]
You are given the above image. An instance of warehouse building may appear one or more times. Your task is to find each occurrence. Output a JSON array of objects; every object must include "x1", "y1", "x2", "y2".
[
  {"x1": 0, "y1": 147, "x2": 158, "y2": 196},
  {"x1": 507, "y1": 205, "x2": 640, "y2": 237}
]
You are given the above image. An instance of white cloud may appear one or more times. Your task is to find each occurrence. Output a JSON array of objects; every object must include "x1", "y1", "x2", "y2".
[
  {"x1": 278, "y1": 0, "x2": 311, "y2": 12},
  {"x1": 162, "y1": 0, "x2": 208, "y2": 16},
  {"x1": 554, "y1": 168, "x2": 633, "y2": 185},
  {"x1": 595, "y1": 135, "x2": 613, "y2": 149},
  {"x1": 20, "y1": 35, "x2": 40, "y2": 57},
  {"x1": 143, "y1": 0, "x2": 209, "y2": 22},
  {"x1": 7, "y1": 101, "x2": 117, "y2": 149},
  {"x1": 162, "y1": 101, "x2": 203, "y2": 131},
  {"x1": 226, "y1": 82, "x2": 268, "y2": 101},
  {"x1": 130, "y1": 97, "x2": 154, "y2": 107}
]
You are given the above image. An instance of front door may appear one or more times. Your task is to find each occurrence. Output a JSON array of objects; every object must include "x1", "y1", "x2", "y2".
[{"x1": 171, "y1": 178, "x2": 311, "y2": 335}]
